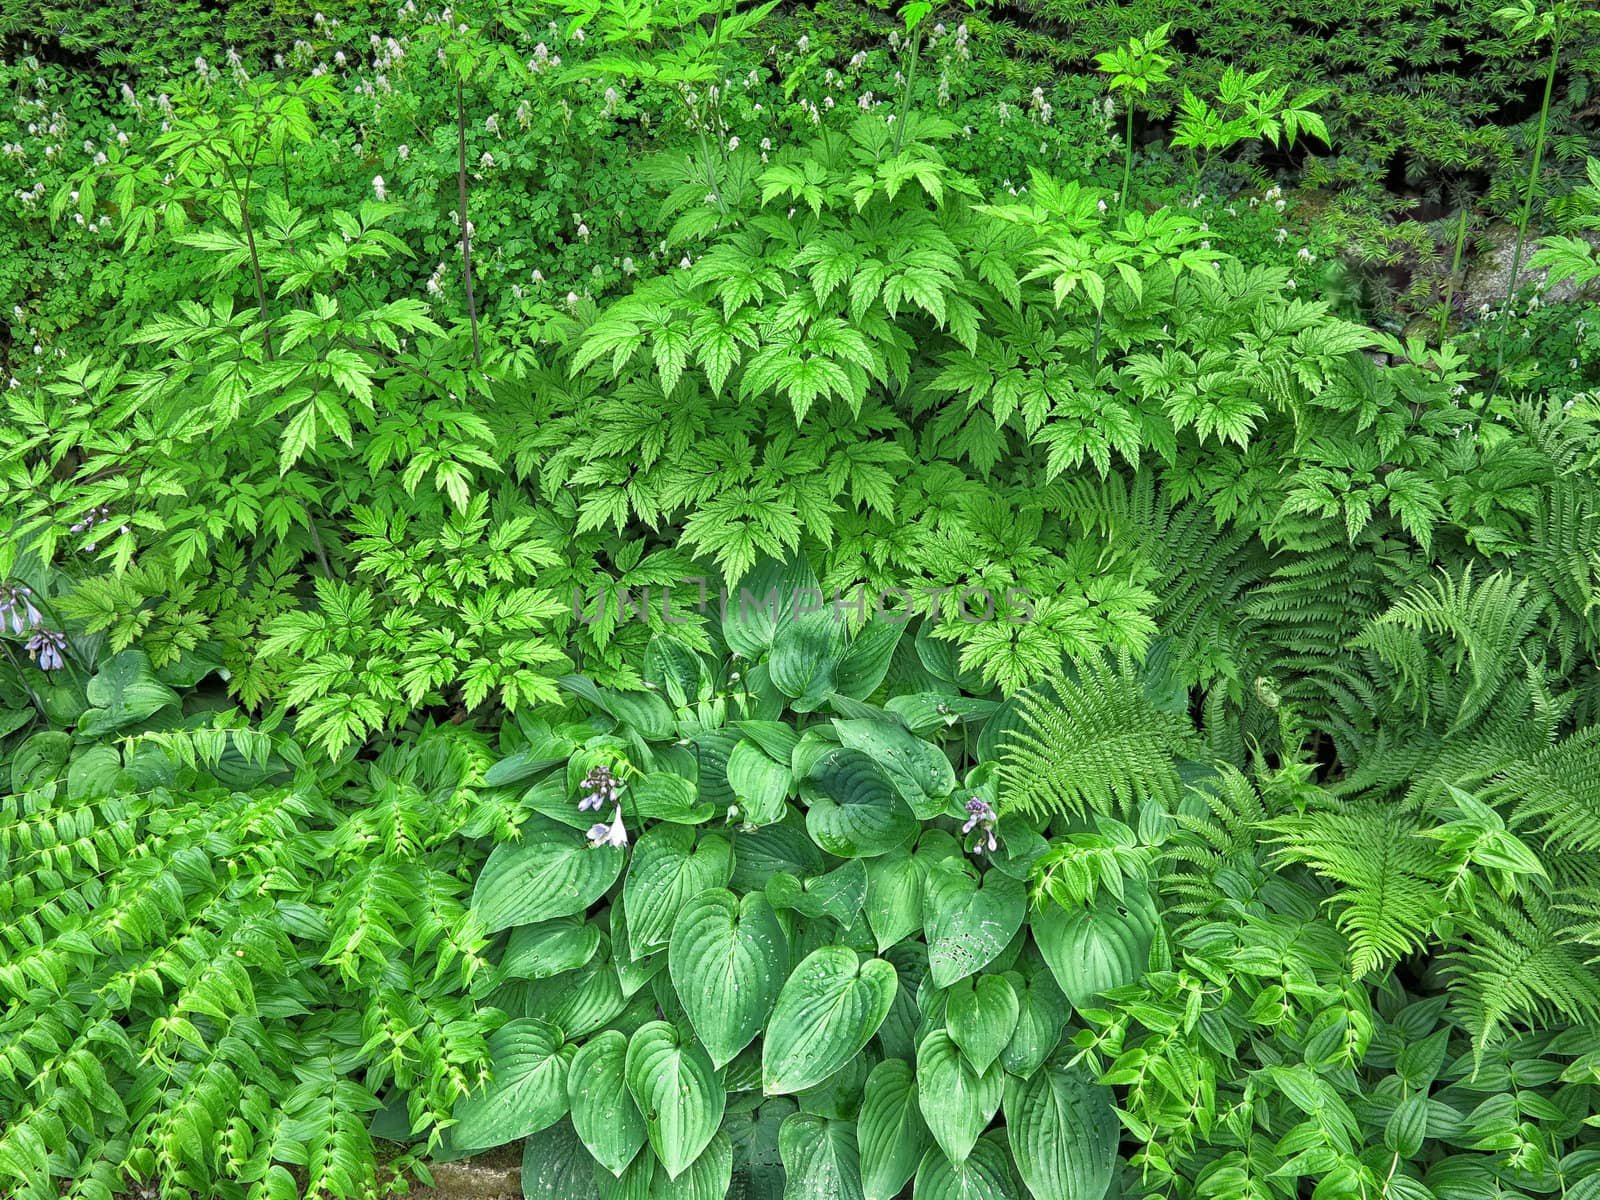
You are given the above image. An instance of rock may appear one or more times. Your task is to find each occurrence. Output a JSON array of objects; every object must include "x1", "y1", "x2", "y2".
[{"x1": 1461, "y1": 222, "x2": 1600, "y2": 310}]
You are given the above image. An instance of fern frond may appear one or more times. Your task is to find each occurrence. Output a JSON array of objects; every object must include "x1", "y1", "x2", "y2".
[
  {"x1": 1264, "y1": 801, "x2": 1450, "y2": 977},
  {"x1": 1443, "y1": 892, "x2": 1600, "y2": 1059},
  {"x1": 999, "y1": 651, "x2": 1198, "y2": 820}
]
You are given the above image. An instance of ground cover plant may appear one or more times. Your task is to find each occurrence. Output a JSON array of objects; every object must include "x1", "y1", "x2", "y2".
[{"x1": 2, "y1": 0, "x2": 1600, "y2": 1198}]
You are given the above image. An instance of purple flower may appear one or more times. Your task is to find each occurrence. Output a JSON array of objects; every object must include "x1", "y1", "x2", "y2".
[
  {"x1": 961, "y1": 797, "x2": 999, "y2": 854},
  {"x1": 578, "y1": 764, "x2": 622, "y2": 812},
  {"x1": 0, "y1": 584, "x2": 41, "y2": 635},
  {"x1": 586, "y1": 804, "x2": 628, "y2": 849},
  {"x1": 25, "y1": 629, "x2": 66, "y2": 671}
]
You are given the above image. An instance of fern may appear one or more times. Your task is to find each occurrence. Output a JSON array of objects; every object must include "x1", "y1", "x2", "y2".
[{"x1": 998, "y1": 650, "x2": 1198, "y2": 820}]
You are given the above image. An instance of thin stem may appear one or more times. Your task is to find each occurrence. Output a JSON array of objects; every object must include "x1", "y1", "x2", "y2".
[
  {"x1": 894, "y1": 29, "x2": 922, "y2": 154},
  {"x1": 1440, "y1": 200, "x2": 1471, "y2": 344},
  {"x1": 225, "y1": 160, "x2": 274, "y2": 360},
  {"x1": 1491, "y1": 32, "x2": 1560, "y2": 391},
  {"x1": 456, "y1": 76, "x2": 482, "y2": 370},
  {"x1": 1121, "y1": 104, "x2": 1134, "y2": 207}
]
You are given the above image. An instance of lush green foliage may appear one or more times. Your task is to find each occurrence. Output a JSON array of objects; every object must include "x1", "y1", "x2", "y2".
[{"x1": 3, "y1": 0, "x2": 1600, "y2": 1198}]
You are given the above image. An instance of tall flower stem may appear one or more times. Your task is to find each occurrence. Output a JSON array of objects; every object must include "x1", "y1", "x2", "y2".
[
  {"x1": 456, "y1": 77, "x2": 482, "y2": 369},
  {"x1": 1491, "y1": 30, "x2": 1561, "y2": 393}
]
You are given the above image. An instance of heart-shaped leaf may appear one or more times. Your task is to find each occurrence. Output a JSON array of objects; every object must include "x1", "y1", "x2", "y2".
[
  {"x1": 764, "y1": 946, "x2": 898, "y2": 1094},
  {"x1": 653, "y1": 1133, "x2": 733, "y2": 1200},
  {"x1": 924, "y1": 860, "x2": 1026, "y2": 989},
  {"x1": 567, "y1": 1031, "x2": 647, "y2": 1176},
  {"x1": 766, "y1": 860, "x2": 868, "y2": 926},
  {"x1": 625, "y1": 1022, "x2": 725, "y2": 1180},
  {"x1": 779, "y1": 1113, "x2": 865, "y2": 1200},
  {"x1": 803, "y1": 748, "x2": 918, "y2": 858},
  {"x1": 917, "y1": 1029, "x2": 1004, "y2": 1165},
  {"x1": 946, "y1": 975, "x2": 1020, "y2": 1075},
  {"x1": 1030, "y1": 880, "x2": 1159, "y2": 1011},
  {"x1": 496, "y1": 917, "x2": 602, "y2": 983},
  {"x1": 912, "y1": 1137, "x2": 1018, "y2": 1200},
  {"x1": 859, "y1": 1059, "x2": 934, "y2": 1200},
  {"x1": 770, "y1": 606, "x2": 849, "y2": 711},
  {"x1": 669, "y1": 890, "x2": 789, "y2": 1068},
  {"x1": 727, "y1": 739, "x2": 792, "y2": 826},
  {"x1": 622, "y1": 825, "x2": 733, "y2": 958},
  {"x1": 833, "y1": 717, "x2": 956, "y2": 817},
  {"x1": 999, "y1": 968, "x2": 1069, "y2": 1079},
  {"x1": 1003, "y1": 1053, "x2": 1118, "y2": 1200},
  {"x1": 453, "y1": 1018, "x2": 574, "y2": 1151},
  {"x1": 865, "y1": 850, "x2": 926, "y2": 951},
  {"x1": 473, "y1": 816, "x2": 626, "y2": 932}
]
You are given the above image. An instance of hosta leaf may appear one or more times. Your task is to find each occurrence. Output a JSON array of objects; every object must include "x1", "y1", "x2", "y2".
[
  {"x1": 568, "y1": 1031, "x2": 648, "y2": 1177},
  {"x1": 453, "y1": 1018, "x2": 575, "y2": 1152},
  {"x1": 473, "y1": 815, "x2": 626, "y2": 932},
  {"x1": 598, "y1": 1149, "x2": 655, "y2": 1200},
  {"x1": 1003, "y1": 1053, "x2": 1118, "y2": 1200},
  {"x1": 865, "y1": 851, "x2": 926, "y2": 951},
  {"x1": 670, "y1": 890, "x2": 790, "y2": 1068},
  {"x1": 802, "y1": 748, "x2": 919, "y2": 858},
  {"x1": 626, "y1": 1022, "x2": 726, "y2": 1180},
  {"x1": 924, "y1": 860, "x2": 1027, "y2": 989},
  {"x1": 859, "y1": 1059, "x2": 934, "y2": 1200},
  {"x1": 779, "y1": 1114, "x2": 864, "y2": 1200},
  {"x1": 917, "y1": 1029, "x2": 1004, "y2": 1165},
  {"x1": 767, "y1": 860, "x2": 869, "y2": 926},
  {"x1": 723, "y1": 557, "x2": 821, "y2": 657},
  {"x1": 912, "y1": 1137, "x2": 1018, "y2": 1200},
  {"x1": 727, "y1": 1098, "x2": 794, "y2": 1200},
  {"x1": 520, "y1": 1119, "x2": 604, "y2": 1200},
  {"x1": 999, "y1": 969, "x2": 1069, "y2": 1078},
  {"x1": 1030, "y1": 880, "x2": 1159, "y2": 1011},
  {"x1": 770, "y1": 607, "x2": 849, "y2": 711},
  {"x1": 653, "y1": 1133, "x2": 733, "y2": 1200},
  {"x1": 835, "y1": 618, "x2": 908, "y2": 700},
  {"x1": 764, "y1": 946, "x2": 899, "y2": 1094},
  {"x1": 833, "y1": 718, "x2": 957, "y2": 817},
  {"x1": 77, "y1": 650, "x2": 180, "y2": 737},
  {"x1": 497, "y1": 917, "x2": 603, "y2": 982},
  {"x1": 623, "y1": 825, "x2": 734, "y2": 958},
  {"x1": 946, "y1": 975, "x2": 1020, "y2": 1075},
  {"x1": 728, "y1": 740, "x2": 793, "y2": 826}
]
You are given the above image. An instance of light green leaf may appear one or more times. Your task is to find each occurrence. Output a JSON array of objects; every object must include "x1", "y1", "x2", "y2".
[
  {"x1": 865, "y1": 851, "x2": 926, "y2": 951},
  {"x1": 669, "y1": 890, "x2": 789, "y2": 1068},
  {"x1": 472, "y1": 816, "x2": 627, "y2": 932},
  {"x1": 568, "y1": 1031, "x2": 648, "y2": 1177},
  {"x1": 946, "y1": 975, "x2": 1020, "y2": 1075},
  {"x1": 626, "y1": 1022, "x2": 726, "y2": 1180},
  {"x1": 454, "y1": 1018, "x2": 575, "y2": 1152},
  {"x1": 917, "y1": 1030, "x2": 1004, "y2": 1165},
  {"x1": 728, "y1": 740, "x2": 793, "y2": 826},
  {"x1": 764, "y1": 946, "x2": 899, "y2": 1094}
]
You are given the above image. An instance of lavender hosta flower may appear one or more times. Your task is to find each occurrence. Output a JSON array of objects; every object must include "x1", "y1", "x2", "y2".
[
  {"x1": 587, "y1": 804, "x2": 628, "y2": 849},
  {"x1": 25, "y1": 630, "x2": 66, "y2": 672},
  {"x1": 962, "y1": 797, "x2": 999, "y2": 854},
  {"x1": 578, "y1": 764, "x2": 622, "y2": 812},
  {"x1": 0, "y1": 584, "x2": 42, "y2": 634}
]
